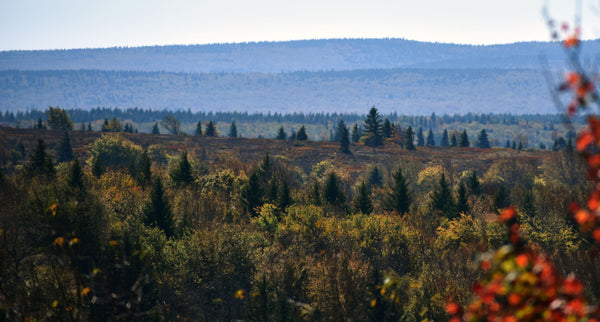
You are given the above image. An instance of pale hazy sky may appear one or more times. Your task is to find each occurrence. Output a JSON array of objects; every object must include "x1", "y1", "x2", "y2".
[{"x1": 0, "y1": 0, "x2": 597, "y2": 51}]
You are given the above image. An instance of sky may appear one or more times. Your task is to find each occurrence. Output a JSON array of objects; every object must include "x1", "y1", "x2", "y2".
[{"x1": 0, "y1": 0, "x2": 598, "y2": 51}]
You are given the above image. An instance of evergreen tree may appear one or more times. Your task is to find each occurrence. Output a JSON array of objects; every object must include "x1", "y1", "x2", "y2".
[
  {"x1": 36, "y1": 117, "x2": 45, "y2": 129},
  {"x1": 450, "y1": 132, "x2": 458, "y2": 147},
  {"x1": 517, "y1": 141, "x2": 524, "y2": 150},
  {"x1": 351, "y1": 124, "x2": 361, "y2": 143},
  {"x1": 241, "y1": 170, "x2": 264, "y2": 217},
  {"x1": 382, "y1": 118, "x2": 393, "y2": 139},
  {"x1": 417, "y1": 127, "x2": 425, "y2": 146},
  {"x1": 405, "y1": 126, "x2": 416, "y2": 150},
  {"x1": 459, "y1": 130, "x2": 470, "y2": 147},
  {"x1": 505, "y1": 140, "x2": 511, "y2": 149},
  {"x1": 494, "y1": 184, "x2": 511, "y2": 210},
  {"x1": 26, "y1": 139, "x2": 55, "y2": 178},
  {"x1": 92, "y1": 154, "x2": 104, "y2": 177},
  {"x1": 46, "y1": 106, "x2": 73, "y2": 131},
  {"x1": 277, "y1": 178, "x2": 292, "y2": 210},
  {"x1": 340, "y1": 124, "x2": 351, "y2": 154},
  {"x1": 145, "y1": 177, "x2": 174, "y2": 238},
  {"x1": 333, "y1": 120, "x2": 346, "y2": 142},
  {"x1": 520, "y1": 190, "x2": 536, "y2": 217},
  {"x1": 440, "y1": 129, "x2": 450, "y2": 147},
  {"x1": 276, "y1": 126, "x2": 287, "y2": 140},
  {"x1": 476, "y1": 129, "x2": 491, "y2": 148},
  {"x1": 87, "y1": 122, "x2": 92, "y2": 131},
  {"x1": 456, "y1": 183, "x2": 469, "y2": 215},
  {"x1": 296, "y1": 126, "x2": 308, "y2": 141},
  {"x1": 324, "y1": 172, "x2": 346, "y2": 206},
  {"x1": 354, "y1": 181, "x2": 373, "y2": 215},
  {"x1": 426, "y1": 129, "x2": 435, "y2": 146},
  {"x1": 288, "y1": 129, "x2": 297, "y2": 141},
  {"x1": 467, "y1": 171, "x2": 482, "y2": 195},
  {"x1": 363, "y1": 106, "x2": 383, "y2": 147},
  {"x1": 170, "y1": 151, "x2": 193, "y2": 185},
  {"x1": 430, "y1": 173, "x2": 457, "y2": 218},
  {"x1": 228, "y1": 121, "x2": 238, "y2": 138},
  {"x1": 512, "y1": 140, "x2": 517, "y2": 149},
  {"x1": 67, "y1": 158, "x2": 85, "y2": 191},
  {"x1": 57, "y1": 130, "x2": 74, "y2": 163},
  {"x1": 266, "y1": 177, "x2": 279, "y2": 203},
  {"x1": 385, "y1": 167, "x2": 411, "y2": 214},
  {"x1": 310, "y1": 181, "x2": 322, "y2": 206},
  {"x1": 161, "y1": 114, "x2": 182, "y2": 135},
  {"x1": 194, "y1": 121, "x2": 202, "y2": 136},
  {"x1": 368, "y1": 166, "x2": 383, "y2": 187},
  {"x1": 204, "y1": 121, "x2": 217, "y2": 137},
  {"x1": 80, "y1": 123, "x2": 86, "y2": 131},
  {"x1": 135, "y1": 150, "x2": 152, "y2": 185}
]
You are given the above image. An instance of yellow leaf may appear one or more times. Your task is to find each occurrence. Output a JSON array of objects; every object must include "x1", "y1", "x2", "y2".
[
  {"x1": 69, "y1": 238, "x2": 80, "y2": 246},
  {"x1": 109, "y1": 240, "x2": 118, "y2": 247},
  {"x1": 81, "y1": 287, "x2": 90, "y2": 296},
  {"x1": 370, "y1": 299, "x2": 377, "y2": 307},
  {"x1": 49, "y1": 204, "x2": 58, "y2": 216},
  {"x1": 53, "y1": 237, "x2": 64, "y2": 247},
  {"x1": 52, "y1": 300, "x2": 58, "y2": 308},
  {"x1": 235, "y1": 289, "x2": 245, "y2": 300}
]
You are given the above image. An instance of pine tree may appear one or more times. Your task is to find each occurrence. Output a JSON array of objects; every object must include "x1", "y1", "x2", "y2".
[
  {"x1": 36, "y1": 117, "x2": 45, "y2": 129},
  {"x1": 296, "y1": 126, "x2": 308, "y2": 141},
  {"x1": 405, "y1": 126, "x2": 416, "y2": 150},
  {"x1": 456, "y1": 183, "x2": 469, "y2": 215},
  {"x1": 354, "y1": 181, "x2": 373, "y2": 214},
  {"x1": 459, "y1": 130, "x2": 470, "y2": 147},
  {"x1": 241, "y1": 170, "x2": 264, "y2": 217},
  {"x1": 170, "y1": 151, "x2": 193, "y2": 185},
  {"x1": 517, "y1": 141, "x2": 524, "y2": 150},
  {"x1": 277, "y1": 178, "x2": 292, "y2": 210},
  {"x1": 194, "y1": 121, "x2": 202, "y2": 136},
  {"x1": 426, "y1": 129, "x2": 435, "y2": 146},
  {"x1": 310, "y1": 181, "x2": 322, "y2": 206},
  {"x1": 228, "y1": 121, "x2": 238, "y2": 138},
  {"x1": 476, "y1": 129, "x2": 491, "y2": 148},
  {"x1": 494, "y1": 184, "x2": 511, "y2": 210},
  {"x1": 135, "y1": 150, "x2": 152, "y2": 185},
  {"x1": 417, "y1": 127, "x2": 425, "y2": 146},
  {"x1": 288, "y1": 129, "x2": 297, "y2": 141},
  {"x1": 276, "y1": 126, "x2": 287, "y2": 140},
  {"x1": 145, "y1": 177, "x2": 174, "y2": 237},
  {"x1": 266, "y1": 177, "x2": 279, "y2": 203},
  {"x1": 351, "y1": 124, "x2": 361, "y2": 143},
  {"x1": 363, "y1": 106, "x2": 383, "y2": 147},
  {"x1": 368, "y1": 166, "x2": 383, "y2": 187},
  {"x1": 92, "y1": 154, "x2": 104, "y2": 177},
  {"x1": 467, "y1": 171, "x2": 482, "y2": 195},
  {"x1": 67, "y1": 158, "x2": 85, "y2": 191},
  {"x1": 324, "y1": 172, "x2": 346, "y2": 206},
  {"x1": 450, "y1": 132, "x2": 458, "y2": 147},
  {"x1": 440, "y1": 129, "x2": 450, "y2": 147},
  {"x1": 505, "y1": 140, "x2": 511, "y2": 148},
  {"x1": 87, "y1": 122, "x2": 92, "y2": 131},
  {"x1": 57, "y1": 130, "x2": 74, "y2": 163},
  {"x1": 204, "y1": 121, "x2": 217, "y2": 137},
  {"x1": 520, "y1": 190, "x2": 535, "y2": 217},
  {"x1": 512, "y1": 140, "x2": 517, "y2": 149},
  {"x1": 334, "y1": 120, "x2": 346, "y2": 142},
  {"x1": 385, "y1": 167, "x2": 411, "y2": 214},
  {"x1": 340, "y1": 124, "x2": 351, "y2": 154},
  {"x1": 382, "y1": 118, "x2": 393, "y2": 139},
  {"x1": 27, "y1": 139, "x2": 55, "y2": 178},
  {"x1": 430, "y1": 173, "x2": 457, "y2": 218}
]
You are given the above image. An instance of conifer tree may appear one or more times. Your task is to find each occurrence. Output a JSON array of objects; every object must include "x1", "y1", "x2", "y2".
[
  {"x1": 405, "y1": 126, "x2": 416, "y2": 150},
  {"x1": 417, "y1": 127, "x2": 425, "y2": 146},
  {"x1": 275, "y1": 126, "x2": 287, "y2": 140},
  {"x1": 26, "y1": 139, "x2": 55, "y2": 178},
  {"x1": 296, "y1": 125, "x2": 308, "y2": 141},
  {"x1": 310, "y1": 181, "x2": 322, "y2": 206},
  {"x1": 494, "y1": 184, "x2": 511, "y2": 210},
  {"x1": 87, "y1": 122, "x2": 92, "y2": 131},
  {"x1": 426, "y1": 129, "x2": 435, "y2": 146},
  {"x1": 467, "y1": 171, "x2": 482, "y2": 195},
  {"x1": 333, "y1": 120, "x2": 346, "y2": 142},
  {"x1": 512, "y1": 140, "x2": 517, "y2": 149},
  {"x1": 194, "y1": 121, "x2": 202, "y2": 136},
  {"x1": 204, "y1": 121, "x2": 217, "y2": 137},
  {"x1": 456, "y1": 182, "x2": 469, "y2": 215},
  {"x1": 135, "y1": 150, "x2": 152, "y2": 185},
  {"x1": 476, "y1": 129, "x2": 491, "y2": 148},
  {"x1": 430, "y1": 173, "x2": 457, "y2": 218},
  {"x1": 459, "y1": 130, "x2": 470, "y2": 147},
  {"x1": 228, "y1": 121, "x2": 238, "y2": 138},
  {"x1": 241, "y1": 170, "x2": 264, "y2": 217},
  {"x1": 517, "y1": 141, "x2": 524, "y2": 150},
  {"x1": 288, "y1": 129, "x2": 297, "y2": 141},
  {"x1": 351, "y1": 124, "x2": 361, "y2": 143},
  {"x1": 277, "y1": 178, "x2": 292, "y2": 210},
  {"x1": 92, "y1": 154, "x2": 104, "y2": 177},
  {"x1": 520, "y1": 190, "x2": 535, "y2": 217},
  {"x1": 324, "y1": 172, "x2": 346, "y2": 206},
  {"x1": 440, "y1": 129, "x2": 450, "y2": 147},
  {"x1": 363, "y1": 106, "x2": 383, "y2": 147},
  {"x1": 505, "y1": 140, "x2": 511, "y2": 148},
  {"x1": 57, "y1": 130, "x2": 74, "y2": 163},
  {"x1": 382, "y1": 118, "x2": 393, "y2": 139},
  {"x1": 266, "y1": 177, "x2": 279, "y2": 203},
  {"x1": 145, "y1": 176, "x2": 174, "y2": 237},
  {"x1": 67, "y1": 158, "x2": 85, "y2": 191},
  {"x1": 354, "y1": 181, "x2": 373, "y2": 215},
  {"x1": 46, "y1": 106, "x2": 73, "y2": 131},
  {"x1": 170, "y1": 151, "x2": 193, "y2": 185},
  {"x1": 368, "y1": 166, "x2": 383, "y2": 187},
  {"x1": 340, "y1": 124, "x2": 351, "y2": 154},
  {"x1": 450, "y1": 132, "x2": 458, "y2": 147},
  {"x1": 385, "y1": 167, "x2": 411, "y2": 214}
]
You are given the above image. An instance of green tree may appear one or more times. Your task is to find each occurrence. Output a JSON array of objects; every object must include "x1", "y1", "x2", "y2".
[
  {"x1": 67, "y1": 158, "x2": 85, "y2": 191},
  {"x1": 363, "y1": 106, "x2": 383, "y2": 147},
  {"x1": 426, "y1": 129, "x2": 435, "y2": 146},
  {"x1": 26, "y1": 139, "x2": 55, "y2": 178},
  {"x1": 228, "y1": 121, "x2": 238, "y2": 138},
  {"x1": 382, "y1": 118, "x2": 393, "y2": 139},
  {"x1": 194, "y1": 121, "x2": 202, "y2": 136},
  {"x1": 467, "y1": 171, "x2": 482, "y2": 195},
  {"x1": 459, "y1": 130, "x2": 470, "y2": 147},
  {"x1": 440, "y1": 129, "x2": 450, "y2": 147},
  {"x1": 385, "y1": 167, "x2": 411, "y2": 214},
  {"x1": 276, "y1": 126, "x2": 287, "y2": 140},
  {"x1": 296, "y1": 126, "x2": 308, "y2": 141},
  {"x1": 417, "y1": 127, "x2": 425, "y2": 146},
  {"x1": 310, "y1": 181, "x2": 322, "y2": 206},
  {"x1": 241, "y1": 170, "x2": 264, "y2": 217},
  {"x1": 505, "y1": 140, "x2": 511, "y2": 148},
  {"x1": 368, "y1": 166, "x2": 383, "y2": 188},
  {"x1": 340, "y1": 124, "x2": 351, "y2": 154},
  {"x1": 354, "y1": 181, "x2": 373, "y2": 214},
  {"x1": 277, "y1": 178, "x2": 292, "y2": 210},
  {"x1": 152, "y1": 122, "x2": 160, "y2": 134},
  {"x1": 324, "y1": 172, "x2": 346, "y2": 206},
  {"x1": 102, "y1": 117, "x2": 123, "y2": 132},
  {"x1": 57, "y1": 130, "x2": 74, "y2": 163},
  {"x1": 35, "y1": 117, "x2": 46, "y2": 129},
  {"x1": 405, "y1": 126, "x2": 415, "y2": 150},
  {"x1": 494, "y1": 184, "x2": 511, "y2": 210},
  {"x1": 170, "y1": 151, "x2": 194, "y2": 185},
  {"x1": 430, "y1": 173, "x2": 457, "y2": 218},
  {"x1": 456, "y1": 182, "x2": 469, "y2": 215},
  {"x1": 145, "y1": 176, "x2": 174, "y2": 237},
  {"x1": 46, "y1": 106, "x2": 73, "y2": 131},
  {"x1": 162, "y1": 114, "x2": 182, "y2": 135},
  {"x1": 135, "y1": 150, "x2": 152, "y2": 185},
  {"x1": 450, "y1": 132, "x2": 458, "y2": 147},
  {"x1": 204, "y1": 121, "x2": 217, "y2": 137},
  {"x1": 351, "y1": 124, "x2": 361, "y2": 143},
  {"x1": 333, "y1": 120, "x2": 347, "y2": 142},
  {"x1": 476, "y1": 129, "x2": 491, "y2": 148}
]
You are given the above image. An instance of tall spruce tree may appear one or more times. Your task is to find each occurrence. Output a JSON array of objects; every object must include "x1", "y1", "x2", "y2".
[
  {"x1": 405, "y1": 126, "x2": 416, "y2": 150},
  {"x1": 459, "y1": 130, "x2": 470, "y2": 147},
  {"x1": 476, "y1": 129, "x2": 491, "y2": 148},
  {"x1": 450, "y1": 132, "x2": 458, "y2": 147},
  {"x1": 351, "y1": 124, "x2": 361, "y2": 143},
  {"x1": 440, "y1": 129, "x2": 450, "y2": 147},
  {"x1": 57, "y1": 130, "x2": 74, "y2": 163},
  {"x1": 385, "y1": 167, "x2": 411, "y2": 214},
  {"x1": 170, "y1": 151, "x2": 193, "y2": 185},
  {"x1": 145, "y1": 176, "x2": 175, "y2": 237},
  {"x1": 241, "y1": 170, "x2": 264, "y2": 217},
  {"x1": 417, "y1": 127, "x2": 425, "y2": 146},
  {"x1": 204, "y1": 121, "x2": 217, "y2": 137},
  {"x1": 456, "y1": 183, "x2": 469, "y2": 215},
  {"x1": 340, "y1": 124, "x2": 351, "y2": 154},
  {"x1": 382, "y1": 118, "x2": 393, "y2": 139},
  {"x1": 26, "y1": 139, "x2": 55, "y2": 178},
  {"x1": 467, "y1": 171, "x2": 482, "y2": 195},
  {"x1": 296, "y1": 126, "x2": 308, "y2": 141},
  {"x1": 363, "y1": 106, "x2": 383, "y2": 147},
  {"x1": 276, "y1": 126, "x2": 287, "y2": 140},
  {"x1": 494, "y1": 184, "x2": 511, "y2": 210},
  {"x1": 333, "y1": 120, "x2": 346, "y2": 142},
  {"x1": 430, "y1": 173, "x2": 457, "y2": 218},
  {"x1": 324, "y1": 172, "x2": 346, "y2": 206},
  {"x1": 426, "y1": 129, "x2": 435, "y2": 146},
  {"x1": 67, "y1": 158, "x2": 85, "y2": 191},
  {"x1": 354, "y1": 181, "x2": 373, "y2": 214},
  {"x1": 194, "y1": 121, "x2": 202, "y2": 136},
  {"x1": 277, "y1": 178, "x2": 292, "y2": 210},
  {"x1": 228, "y1": 121, "x2": 238, "y2": 138}
]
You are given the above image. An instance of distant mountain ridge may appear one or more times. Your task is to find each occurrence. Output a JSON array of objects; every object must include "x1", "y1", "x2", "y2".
[{"x1": 1, "y1": 38, "x2": 598, "y2": 73}]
